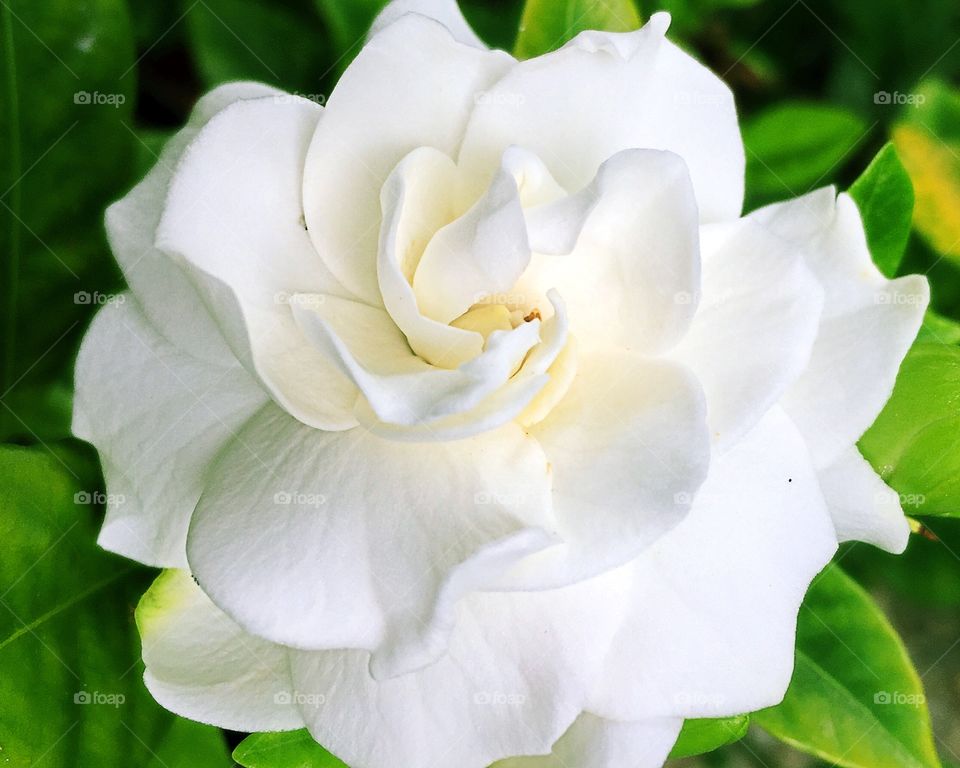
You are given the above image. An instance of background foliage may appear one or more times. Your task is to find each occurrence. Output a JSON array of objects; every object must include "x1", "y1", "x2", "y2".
[{"x1": 2, "y1": 0, "x2": 960, "y2": 765}]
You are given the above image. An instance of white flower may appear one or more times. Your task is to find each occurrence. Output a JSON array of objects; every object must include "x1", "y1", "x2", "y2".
[{"x1": 73, "y1": 2, "x2": 928, "y2": 766}]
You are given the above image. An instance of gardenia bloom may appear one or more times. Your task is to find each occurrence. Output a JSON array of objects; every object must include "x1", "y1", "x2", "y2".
[{"x1": 73, "y1": 1, "x2": 928, "y2": 766}]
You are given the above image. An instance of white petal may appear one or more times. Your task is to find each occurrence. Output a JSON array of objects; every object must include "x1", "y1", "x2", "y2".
[
  {"x1": 155, "y1": 95, "x2": 359, "y2": 431},
  {"x1": 751, "y1": 190, "x2": 928, "y2": 467},
  {"x1": 672, "y1": 219, "x2": 824, "y2": 450},
  {"x1": 303, "y1": 13, "x2": 513, "y2": 302},
  {"x1": 293, "y1": 294, "x2": 540, "y2": 426},
  {"x1": 138, "y1": 570, "x2": 301, "y2": 732},
  {"x1": 370, "y1": 0, "x2": 487, "y2": 48},
  {"x1": 495, "y1": 714, "x2": 682, "y2": 768},
  {"x1": 289, "y1": 577, "x2": 630, "y2": 768},
  {"x1": 185, "y1": 405, "x2": 557, "y2": 677},
  {"x1": 106, "y1": 82, "x2": 283, "y2": 365},
  {"x1": 351, "y1": 291, "x2": 569, "y2": 441},
  {"x1": 588, "y1": 407, "x2": 837, "y2": 721},
  {"x1": 413, "y1": 150, "x2": 531, "y2": 325},
  {"x1": 72, "y1": 298, "x2": 267, "y2": 567},
  {"x1": 377, "y1": 147, "x2": 484, "y2": 368},
  {"x1": 518, "y1": 149, "x2": 701, "y2": 354},
  {"x1": 458, "y1": 12, "x2": 744, "y2": 223},
  {"x1": 503, "y1": 350, "x2": 710, "y2": 588},
  {"x1": 818, "y1": 446, "x2": 910, "y2": 553}
]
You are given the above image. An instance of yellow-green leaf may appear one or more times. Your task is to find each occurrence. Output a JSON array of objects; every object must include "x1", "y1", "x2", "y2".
[
  {"x1": 514, "y1": 0, "x2": 641, "y2": 59},
  {"x1": 755, "y1": 567, "x2": 940, "y2": 768}
]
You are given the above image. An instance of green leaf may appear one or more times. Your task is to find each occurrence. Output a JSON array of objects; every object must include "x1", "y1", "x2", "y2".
[
  {"x1": 313, "y1": 0, "x2": 388, "y2": 62},
  {"x1": 513, "y1": 0, "x2": 641, "y2": 59},
  {"x1": 859, "y1": 343, "x2": 960, "y2": 517},
  {"x1": 849, "y1": 143, "x2": 915, "y2": 277},
  {"x1": 184, "y1": 0, "x2": 329, "y2": 93},
  {"x1": 841, "y1": 521, "x2": 960, "y2": 609},
  {"x1": 743, "y1": 102, "x2": 869, "y2": 209},
  {"x1": 0, "y1": 445, "x2": 233, "y2": 767},
  {"x1": 917, "y1": 310, "x2": 960, "y2": 346},
  {"x1": 0, "y1": 0, "x2": 137, "y2": 442},
  {"x1": 234, "y1": 729, "x2": 348, "y2": 768},
  {"x1": 755, "y1": 567, "x2": 940, "y2": 768},
  {"x1": 668, "y1": 715, "x2": 750, "y2": 759}
]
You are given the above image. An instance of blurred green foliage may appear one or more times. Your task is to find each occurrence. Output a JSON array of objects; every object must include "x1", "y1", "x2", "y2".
[
  {"x1": 3, "y1": 0, "x2": 960, "y2": 766},
  {"x1": 0, "y1": 444, "x2": 234, "y2": 765}
]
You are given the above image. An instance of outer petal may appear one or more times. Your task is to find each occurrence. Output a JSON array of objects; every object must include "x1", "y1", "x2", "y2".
[
  {"x1": 495, "y1": 714, "x2": 682, "y2": 768},
  {"x1": 458, "y1": 12, "x2": 744, "y2": 223},
  {"x1": 106, "y1": 81, "x2": 283, "y2": 365},
  {"x1": 135, "y1": 561, "x2": 630, "y2": 768},
  {"x1": 186, "y1": 405, "x2": 558, "y2": 677},
  {"x1": 155, "y1": 96, "x2": 359, "y2": 431},
  {"x1": 671, "y1": 220, "x2": 824, "y2": 450},
  {"x1": 503, "y1": 350, "x2": 710, "y2": 588},
  {"x1": 303, "y1": 13, "x2": 514, "y2": 302},
  {"x1": 588, "y1": 407, "x2": 837, "y2": 721},
  {"x1": 818, "y1": 446, "x2": 910, "y2": 553},
  {"x1": 370, "y1": 0, "x2": 487, "y2": 48},
  {"x1": 289, "y1": 579, "x2": 631, "y2": 768},
  {"x1": 137, "y1": 570, "x2": 302, "y2": 732},
  {"x1": 751, "y1": 189, "x2": 928, "y2": 467},
  {"x1": 72, "y1": 298, "x2": 267, "y2": 567},
  {"x1": 518, "y1": 148, "x2": 701, "y2": 354}
]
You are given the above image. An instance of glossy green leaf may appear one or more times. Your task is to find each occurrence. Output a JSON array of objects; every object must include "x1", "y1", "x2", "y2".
[
  {"x1": 755, "y1": 567, "x2": 940, "y2": 768},
  {"x1": 234, "y1": 729, "x2": 349, "y2": 768},
  {"x1": 514, "y1": 0, "x2": 641, "y2": 59},
  {"x1": 859, "y1": 343, "x2": 960, "y2": 517},
  {"x1": 917, "y1": 310, "x2": 960, "y2": 345},
  {"x1": 0, "y1": 0, "x2": 136, "y2": 442},
  {"x1": 0, "y1": 445, "x2": 233, "y2": 767},
  {"x1": 668, "y1": 714, "x2": 751, "y2": 759},
  {"x1": 743, "y1": 102, "x2": 869, "y2": 209},
  {"x1": 849, "y1": 142, "x2": 915, "y2": 277}
]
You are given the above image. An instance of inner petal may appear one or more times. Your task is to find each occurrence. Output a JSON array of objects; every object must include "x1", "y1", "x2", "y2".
[{"x1": 412, "y1": 154, "x2": 532, "y2": 325}]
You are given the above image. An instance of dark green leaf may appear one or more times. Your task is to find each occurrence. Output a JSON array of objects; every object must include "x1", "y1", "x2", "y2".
[
  {"x1": 841, "y1": 522, "x2": 960, "y2": 608},
  {"x1": 0, "y1": 445, "x2": 232, "y2": 767},
  {"x1": 743, "y1": 102, "x2": 869, "y2": 209},
  {"x1": 234, "y1": 729, "x2": 349, "y2": 768},
  {"x1": 184, "y1": 0, "x2": 329, "y2": 93},
  {"x1": 313, "y1": 0, "x2": 387, "y2": 64},
  {"x1": 849, "y1": 142, "x2": 915, "y2": 277},
  {"x1": 0, "y1": 0, "x2": 137, "y2": 442},
  {"x1": 755, "y1": 567, "x2": 940, "y2": 768},
  {"x1": 514, "y1": 0, "x2": 641, "y2": 59},
  {"x1": 859, "y1": 343, "x2": 960, "y2": 518},
  {"x1": 668, "y1": 714, "x2": 750, "y2": 759}
]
